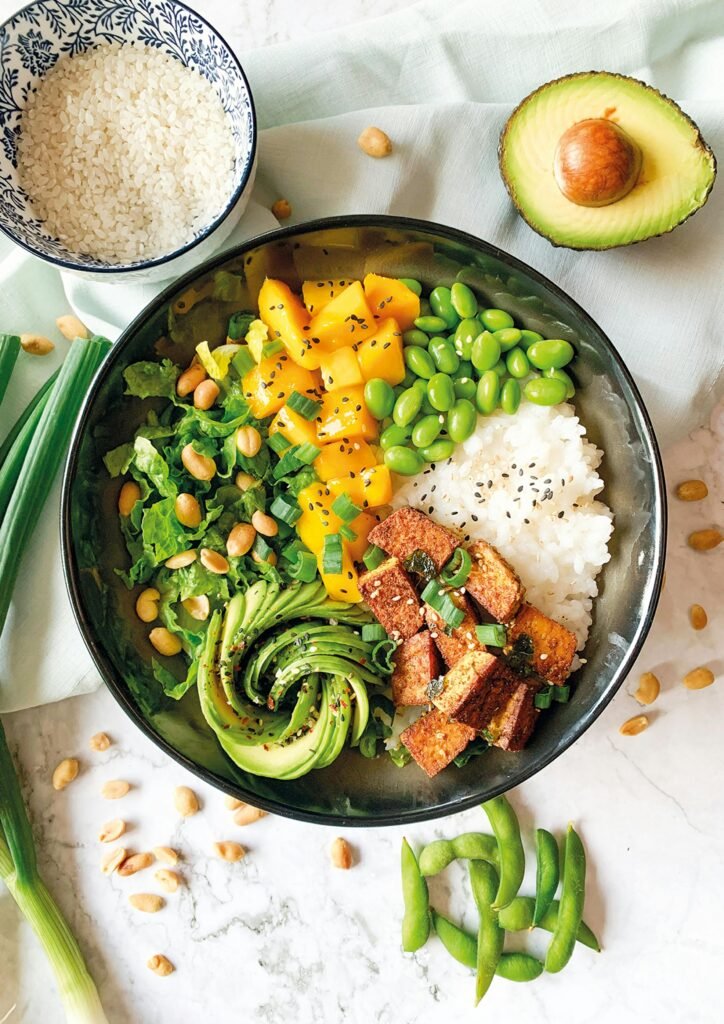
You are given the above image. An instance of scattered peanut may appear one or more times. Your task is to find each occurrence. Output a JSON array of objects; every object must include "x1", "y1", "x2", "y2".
[
  {"x1": 271, "y1": 198, "x2": 292, "y2": 220},
  {"x1": 683, "y1": 666, "x2": 715, "y2": 690},
  {"x1": 235, "y1": 472, "x2": 256, "y2": 491},
  {"x1": 224, "y1": 795, "x2": 244, "y2": 811},
  {"x1": 357, "y1": 126, "x2": 393, "y2": 158},
  {"x1": 232, "y1": 803, "x2": 266, "y2": 826},
  {"x1": 89, "y1": 731, "x2": 111, "y2": 752},
  {"x1": 101, "y1": 847, "x2": 127, "y2": 875},
  {"x1": 181, "y1": 443, "x2": 216, "y2": 481},
  {"x1": 149, "y1": 627, "x2": 182, "y2": 657},
  {"x1": 147, "y1": 954, "x2": 175, "y2": 977},
  {"x1": 176, "y1": 363, "x2": 206, "y2": 397},
  {"x1": 182, "y1": 595, "x2": 210, "y2": 621},
  {"x1": 330, "y1": 837, "x2": 353, "y2": 870},
  {"x1": 118, "y1": 480, "x2": 141, "y2": 516},
  {"x1": 619, "y1": 714, "x2": 649, "y2": 737},
  {"x1": 675, "y1": 479, "x2": 708, "y2": 501},
  {"x1": 174, "y1": 492, "x2": 202, "y2": 528},
  {"x1": 213, "y1": 841, "x2": 246, "y2": 862},
  {"x1": 155, "y1": 868, "x2": 181, "y2": 892},
  {"x1": 689, "y1": 604, "x2": 708, "y2": 630},
  {"x1": 251, "y1": 510, "x2": 279, "y2": 537},
  {"x1": 200, "y1": 547, "x2": 229, "y2": 574},
  {"x1": 227, "y1": 522, "x2": 256, "y2": 557},
  {"x1": 153, "y1": 846, "x2": 179, "y2": 865},
  {"x1": 164, "y1": 549, "x2": 197, "y2": 570},
  {"x1": 129, "y1": 893, "x2": 165, "y2": 913},
  {"x1": 633, "y1": 671, "x2": 660, "y2": 706},
  {"x1": 174, "y1": 785, "x2": 200, "y2": 817},
  {"x1": 56, "y1": 314, "x2": 90, "y2": 341},
  {"x1": 135, "y1": 587, "x2": 160, "y2": 623},
  {"x1": 101, "y1": 779, "x2": 131, "y2": 800},
  {"x1": 252, "y1": 549, "x2": 277, "y2": 567},
  {"x1": 118, "y1": 852, "x2": 155, "y2": 877},
  {"x1": 98, "y1": 818, "x2": 126, "y2": 844},
  {"x1": 52, "y1": 758, "x2": 79, "y2": 791},
  {"x1": 194, "y1": 378, "x2": 220, "y2": 410},
  {"x1": 687, "y1": 528, "x2": 722, "y2": 551},
  {"x1": 235, "y1": 425, "x2": 262, "y2": 457},
  {"x1": 20, "y1": 332, "x2": 54, "y2": 355}
]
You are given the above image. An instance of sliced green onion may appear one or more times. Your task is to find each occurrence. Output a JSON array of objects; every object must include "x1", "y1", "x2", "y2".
[
  {"x1": 331, "y1": 493, "x2": 362, "y2": 522},
  {"x1": 227, "y1": 311, "x2": 255, "y2": 340},
  {"x1": 441, "y1": 547, "x2": 472, "y2": 587},
  {"x1": 262, "y1": 339, "x2": 284, "y2": 358},
  {"x1": 362, "y1": 623, "x2": 388, "y2": 642},
  {"x1": 273, "y1": 446, "x2": 303, "y2": 478},
  {"x1": 339, "y1": 523, "x2": 357, "y2": 541},
  {"x1": 295, "y1": 442, "x2": 321, "y2": 464},
  {"x1": 0, "y1": 385, "x2": 54, "y2": 522},
  {"x1": 270, "y1": 494, "x2": 302, "y2": 525},
  {"x1": 421, "y1": 578, "x2": 465, "y2": 629},
  {"x1": 363, "y1": 544, "x2": 386, "y2": 570},
  {"x1": 421, "y1": 578, "x2": 446, "y2": 604},
  {"x1": 552, "y1": 684, "x2": 571, "y2": 703},
  {"x1": 0, "y1": 334, "x2": 21, "y2": 409},
  {"x1": 0, "y1": 370, "x2": 58, "y2": 470},
  {"x1": 252, "y1": 534, "x2": 274, "y2": 560},
  {"x1": 322, "y1": 533, "x2": 343, "y2": 574},
  {"x1": 475, "y1": 623, "x2": 507, "y2": 647},
  {"x1": 371, "y1": 638, "x2": 397, "y2": 675},
  {"x1": 268, "y1": 432, "x2": 291, "y2": 454},
  {"x1": 286, "y1": 391, "x2": 321, "y2": 420},
  {"x1": 534, "y1": 687, "x2": 553, "y2": 710},
  {"x1": 231, "y1": 345, "x2": 256, "y2": 376},
  {"x1": 287, "y1": 548, "x2": 318, "y2": 582}
]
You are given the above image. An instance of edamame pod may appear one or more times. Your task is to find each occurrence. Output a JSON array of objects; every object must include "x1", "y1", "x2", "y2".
[
  {"x1": 544, "y1": 825, "x2": 586, "y2": 973},
  {"x1": 414, "y1": 314, "x2": 448, "y2": 334},
  {"x1": 401, "y1": 838, "x2": 430, "y2": 952},
  {"x1": 482, "y1": 795, "x2": 525, "y2": 910},
  {"x1": 453, "y1": 377, "x2": 477, "y2": 401},
  {"x1": 447, "y1": 399, "x2": 477, "y2": 442},
  {"x1": 364, "y1": 378, "x2": 395, "y2": 420},
  {"x1": 469, "y1": 860, "x2": 504, "y2": 1005},
  {"x1": 524, "y1": 377, "x2": 568, "y2": 406},
  {"x1": 453, "y1": 318, "x2": 481, "y2": 360},
  {"x1": 496, "y1": 953, "x2": 544, "y2": 982},
  {"x1": 471, "y1": 331, "x2": 501, "y2": 373},
  {"x1": 404, "y1": 345, "x2": 436, "y2": 379},
  {"x1": 411, "y1": 414, "x2": 443, "y2": 449},
  {"x1": 500, "y1": 378, "x2": 521, "y2": 415},
  {"x1": 432, "y1": 912, "x2": 544, "y2": 981},
  {"x1": 418, "y1": 832, "x2": 499, "y2": 876},
  {"x1": 493, "y1": 327, "x2": 522, "y2": 352},
  {"x1": 399, "y1": 277, "x2": 422, "y2": 296},
  {"x1": 497, "y1": 895, "x2": 535, "y2": 931},
  {"x1": 393, "y1": 387, "x2": 423, "y2": 427},
  {"x1": 384, "y1": 445, "x2": 424, "y2": 476},
  {"x1": 538, "y1": 900, "x2": 600, "y2": 952},
  {"x1": 380, "y1": 423, "x2": 411, "y2": 450},
  {"x1": 476, "y1": 370, "x2": 500, "y2": 415},
  {"x1": 428, "y1": 337, "x2": 460, "y2": 375},
  {"x1": 480, "y1": 308, "x2": 514, "y2": 332},
  {"x1": 527, "y1": 339, "x2": 575, "y2": 370},
  {"x1": 420, "y1": 439, "x2": 455, "y2": 463},
  {"x1": 544, "y1": 367, "x2": 575, "y2": 399},
  {"x1": 403, "y1": 328, "x2": 430, "y2": 348},
  {"x1": 450, "y1": 281, "x2": 478, "y2": 318},
  {"x1": 533, "y1": 828, "x2": 560, "y2": 926},
  {"x1": 430, "y1": 286, "x2": 460, "y2": 329},
  {"x1": 505, "y1": 346, "x2": 530, "y2": 379},
  {"x1": 427, "y1": 372, "x2": 455, "y2": 412}
]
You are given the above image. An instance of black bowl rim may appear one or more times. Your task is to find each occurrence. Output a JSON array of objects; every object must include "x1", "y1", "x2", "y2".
[
  {"x1": 0, "y1": 0, "x2": 258, "y2": 275},
  {"x1": 60, "y1": 213, "x2": 667, "y2": 827}
]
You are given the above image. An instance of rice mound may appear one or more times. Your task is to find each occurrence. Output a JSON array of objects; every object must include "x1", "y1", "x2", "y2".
[{"x1": 391, "y1": 403, "x2": 613, "y2": 649}]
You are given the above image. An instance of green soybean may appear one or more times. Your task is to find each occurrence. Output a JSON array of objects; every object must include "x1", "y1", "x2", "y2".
[
  {"x1": 500, "y1": 378, "x2": 521, "y2": 415},
  {"x1": 492, "y1": 359, "x2": 507, "y2": 377},
  {"x1": 380, "y1": 422, "x2": 411, "y2": 450},
  {"x1": 401, "y1": 838, "x2": 430, "y2": 952},
  {"x1": 497, "y1": 896, "x2": 535, "y2": 931},
  {"x1": 458, "y1": 358, "x2": 474, "y2": 378},
  {"x1": 385, "y1": 445, "x2": 424, "y2": 476},
  {"x1": 432, "y1": 913, "x2": 544, "y2": 981},
  {"x1": 534, "y1": 829, "x2": 560, "y2": 926},
  {"x1": 505, "y1": 346, "x2": 530, "y2": 379},
  {"x1": 453, "y1": 318, "x2": 481, "y2": 360},
  {"x1": 482, "y1": 795, "x2": 525, "y2": 911},
  {"x1": 427, "y1": 372, "x2": 455, "y2": 412},
  {"x1": 430, "y1": 286, "x2": 460, "y2": 329},
  {"x1": 401, "y1": 368, "x2": 417, "y2": 388},
  {"x1": 420, "y1": 395, "x2": 437, "y2": 416},
  {"x1": 393, "y1": 387, "x2": 423, "y2": 426},
  {"x1": 524, "y1": 376, "x2": 568, "y2": 406},
  {"x1": 403, "y1": 328, "x2": 430, "y2": 348},
  {"x1": 414, "y1": 314, "x2": 447, "y2": 334},
  {"x1": 544, "y1": 367, "x2": 575, "y2": 399},
  {"x1": 419, "y1": 297, "x2": 432, "y2": 317},
  {"x1": 453, "y1": 377, "x2": 477, "y2": 401},
  {"x1": 412, "y1": 414, "x2": 443, "y2": 449},
  {"x1": 471, "y1": 331, "x2": 501, "y2": 374},
  {"x1": 527, "y1": 339, "x2": 575, "y2": 370},
  {"x1": 519, "y1": 329, "x2": 543, "y2": 350},
  {"x1": 404, "y1": 345, "x2": 436, "y2": 379},
  {"x1": 476, "y1": 371, "x2": 500, "y2": 415},
  {"x1": 450, "y1": 281, "x2": 478, "y2": 318},
  {"x1": 494, "y1": 327, "x2": 522, "y2": 352},
  {"x1": 447, "y1": 399, "x2": 477, "y2": 442},
  {"x1": 420, "y1": 439, "x2": 455, "y2": 462},
  {"x1": 411, "y1": 377, "x2": 429, "y2": 395},
  {"x1": 480, "y1": 308, "x2": 514, "y2": 332},
  {"x1": 544, "y1": 825, "x2": 586, "y2": 973},
  {"x1": 429, "y1": 337, "x2": 460, "y2": 374},
  {"x1": 363, "y1": 378, "x2": 395, "y2": 420},
  {"x1": 469, "y1": 860, "x2": 504, "y2": 1005},
  {"x1": 419, "y1": 832, "x2": 499, "y2": 877},
  {"x1": 399, "y1": 277, "x2": 422, "y2": 296}
]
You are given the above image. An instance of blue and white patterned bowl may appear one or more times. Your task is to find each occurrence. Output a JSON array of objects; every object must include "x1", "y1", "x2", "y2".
[{"x1": 0, "y1": 0, "x2": 257, "y2": 282}]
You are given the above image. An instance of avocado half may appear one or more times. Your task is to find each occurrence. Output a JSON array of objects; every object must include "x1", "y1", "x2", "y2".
[{"x1": 499, "y1": 71, "x2": 717, "y2": 250}]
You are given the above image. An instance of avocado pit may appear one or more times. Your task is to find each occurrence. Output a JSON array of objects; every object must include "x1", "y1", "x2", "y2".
[{"x1": 553, "y1": 118, "x2": 642, "y2": 208}]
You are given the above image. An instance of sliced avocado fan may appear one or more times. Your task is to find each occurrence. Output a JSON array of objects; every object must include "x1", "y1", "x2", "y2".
[{"x1": 499, "y1": 71, "x2": 716, "y2": 250}]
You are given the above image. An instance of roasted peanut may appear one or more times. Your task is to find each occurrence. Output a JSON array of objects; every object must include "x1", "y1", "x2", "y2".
[
  {"x1": 101, "y1": 847, "x2": 127, "y2": 875},
  {"x1": 235, "y1": 472, "x2": 256, "y2": 491},
  {"x1": 687, "y1": 529, "x2": 722, "y2": 551},
  {"x1": 251, "y1": 510, "x2": 278, "y2": 537},
  {"x1": 213, "y1": 841, "x2": 246, "y2": 862},
  {"x1": 194, "y1": 379, "x2": 220, "y2": 410},
  {"x1": 153, "y1": 846, "x2": 179, "y2": 866},
  {"x1": 20, "y1": 333, "x2": 54, "y2": 355},
  {"x1": 174, "y1": 493, "x2": 202, "y2": 528},
  {"x1": 271, "y1": 198, "x2": 292, "y2": 220},
  {"x1": 98, "y1": 818, "x2": 126, "y2": 843},
  {"x1": 118, "y1": 480, "x2": 141, "y2": 516},
  {"x1": 330, "y1": 837, "x2": 353, "y2": 869},
  {"x1": 135, "y1": 588, "x2": 160, "y2": 623},
  {"x1": 101, "y1": 779, "x2": 131, "y2": 800},
  {"x1": 147, "y1": 954, "x2": 175, "y2": 976},
  {"x1": 149, "y1": 627, "x2": 182, "y2": 657},
  {"x1": 689, "y1": 604, "x2": 708, "y2": 630},
  {"x1": 181, "y1": 443, "x2": 216, "y2": 481},
  {"x1": 357, "y1": 126, "x2": 393, "y2": 158},
  {"x1": 232, "y1": 803, "x2": 266, "y2": 826},
  {"x1": 227, "y1": 522, "x2": 256, "y2": 557},
  {"x1": 174, "y1": 785, "x2": 199, "y2": 817},
  {"x1": 224, "y1": 795, "x2": 243, "y2": 811},
  {"x1": 675, "y1": 479, "x2": 708, "y2": 501},
  {"x1": 182, "y1": 595, "x2": 210, "y2": 621},
  {"x1": 56, "y1": 314, "x2": 90, "y2": 341},
  {"x1": 129, "y1": 893, "x2": 165, "y2": 913},
  {"x1": 118, "y1": 852, "x2": 155, "y2": 877},
  {"x1": 619, "y1": 715, "x2": 649, "y2": 736},
  {"x1": 235, "y1": 425, "x2": 262, "y2": 457},
  {"x1": 89, "y1": 731, "x2": 111, "y2": 752},
  {"x1": 176, "y1": 363, "x2": 206, "y2": 397},
  {"x1": 155, "y1": 868, "x2": 181, "y2": 892},
  {"x1": 683, "y1": 667, "x2": 715, "y2": 690},
  {"x1": 200, "y1": 548, "x2": 229, "y2": 574},
  {"x1": 633, "y1": 671, "x2": 660, "y2": 706},
  {"x1": 52, "y1": 758, "x2": 79, "y2": 791},
  {"x1": 164, "y1": 549, "x2": 197, "y2": 569}
]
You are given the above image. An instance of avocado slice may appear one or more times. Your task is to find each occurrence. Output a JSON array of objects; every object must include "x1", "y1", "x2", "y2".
[{"x1": 499, "y1": 71, "x2": 716, "y2": 249}]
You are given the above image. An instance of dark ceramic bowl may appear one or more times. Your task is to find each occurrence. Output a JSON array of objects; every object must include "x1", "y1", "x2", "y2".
[{"x1": 61, "y1": 216, "x2": 666, "y2": 826}]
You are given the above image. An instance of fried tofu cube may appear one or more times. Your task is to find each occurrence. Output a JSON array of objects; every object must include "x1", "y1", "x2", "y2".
[
  {"x1": 431, "y1": 650, "x2": 509, "y2": 731},
  {"x1": 401, "y1": 708, "x2": 476, "y2": 777},
  {"x1": 507, "y1": 603, "x2": 576, "y2": 685},
  {"x1": 358, "y1": 557, "x2": 421, "y2": 640},
  {"x1": 367, "y1": 507, "x2": 458, "y2": 572},
  {"x1": 487, "y1": 675, "x2": 540, "y2": 752},
  {"x1": 465, "y1": 540, "x2": 525, "y2": 623},
  {"x1": 391, "y1": 631, "x2": 441, "y2": 707},
  {"x1": 424, "y1": 594, "x2": 485, "y2": 668}
]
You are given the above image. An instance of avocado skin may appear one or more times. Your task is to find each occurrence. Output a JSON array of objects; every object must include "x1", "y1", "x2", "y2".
[{"x1": 498, "y1": 70, "x2": 717, "y2": 251}]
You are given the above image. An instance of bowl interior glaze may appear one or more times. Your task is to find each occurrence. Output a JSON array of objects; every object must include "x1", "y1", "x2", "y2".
[{"x1": 62, "y1": 216, "x2": 666, "y2": 826}]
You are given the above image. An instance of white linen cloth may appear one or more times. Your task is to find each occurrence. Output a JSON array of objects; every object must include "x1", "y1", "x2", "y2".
[{"x1": 0, "y1": 0, "x2": 721, "y2": 710}]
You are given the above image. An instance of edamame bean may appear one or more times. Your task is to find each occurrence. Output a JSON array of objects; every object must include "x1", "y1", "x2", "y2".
[
  {"x1": 419, "y1": 832, "x2": 498, "y2": 876},
  {"x1": 399, "y1": 277, "x2": 422, "y2": 296},
  {"x1": 527, "y1": 339, "x2": 575, "y2": 369},
  {"x1": 482, "y1": 795, "x2": 525, "y2": 911},
  {"x1": 506, "y1": 346, "x2": 530, "y2": 379},
  {"x1": 524, "y1": 376, "x2": 568, "y2": 406},
  {"x1": 414, "y1": 314, "x2": 447, "y2": 334},
  {"x1": 544, "y1": 367, "x2": 575, "y2": 399},
  {"x1": 401, "y1": 838, "x2": 430, "y2": 952},
  {"x1": 419, "y1": 297, "x2": 432, "y2": 317},
  {"x1": 497, "y1": 953, "x2": 545, "y2": 982},
  {"x1": 364, "y1": 378, "x2": 395, "y2": 419},
  {"x1": 480, "y1": 308, "x2": 514, "y2": 332},
  {"x1": 403, "y1": 328, "x2": 430, "y2": 348},
  {"x1": 432, "y1": 913, "x2": 544, "y2": 981},
  {"x1": 420, "y1": 395, "x2": 437, "y2": 416},
  {"x1": 453, "y1": 318, "x2": 482, "y2": 360},
  {"x1": 420, "y1": 439, "x2": 455, "y2": 462},
  {"x1": 492, "y1": 359, "x2": 507, "y2": 377},
  {"x1": 393, "y1": 387, "x2": 423, "y2": 426},
  {"x1": 447, "y1": 399, "x2": 477, "y2": 442},
  {"x1": 453, "y1": 377, "x2": 477, "y2": 401},
  {"x1": 458, "y1": 358, "x2": 474, "y2": 378},
  {"x1": 385, "y1": 445, "x2": 424, "y2": 476},
  {"x1": 544, "y1": 825, "x2": 586, "y2": 973},
  {"x1": 412, "y1": 377, "x2": 429, "y2": 394},
  {"x1": 533, "y1": 829, "x2": 560, "y2": 926},
  {"x1": 402, "y1": 368, "x2": 417, "y2": 388},
  {"x1": 430, "y1": 286, "x2": 460, "y2": 329},
  {"x1": 476, "y1": 371, "x2": 500, "y2": 415},
  {"x1": 494, "y1": 327, "x2": 522, "y2": 352},
  {"x1": 427, "y1": 372, "x2": 455, "y2": 412},
  {"x1": 519, "y1": 329, "x2": 543, "y2": 350},
  {"x1": 500, "y1": 378, "x2": 521, "y2": 415},
  {"x1": 469, "y1": 860, "x2": 504, "y2": 1005},
  {"x1": 404, "y1": 345, "x2": 436, "y2": 379},
  {"x1": 429, "y1": 337, "x2": 460, "y2": 374},
  {"x1": 471, "y1": 331, "x2": 501, "y2": 373},
  {"x1": 380, "y1": 423, "x2": 411, "y2": 450},
  {"x1": 497, "y1": 896, "x2": 535, "y2": 931},
  {"x1": 451, "y1": 281, "x2": 478, "y2": 318},
  {"x1": 412, "y1": 414, "x2": 443, "y2": 449}
]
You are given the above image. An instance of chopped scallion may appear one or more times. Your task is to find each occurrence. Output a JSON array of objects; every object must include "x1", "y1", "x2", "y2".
[
  {"x1": 552, "y1": 684, "x2": 571, "y2": 703},
  {"x1": 322, "y1": 533, "x2": 343, "y2": 574},
  {"x1": 272, "y1": 446, "x2": 303, "y2": 478},
  {"x1": 534, "y1": 687, "x2": 553, "y2": 709},
  {"x1": 440, "y1": 547, "x2": 472, "y2": 587},
  {"x1": 361, "y1": 623, "x2": 387, "y2": 642},
  {"x1": 362, "y1": 544, "x2": 386, "y2": 570},
  {"x1": 421, "y1": 578, "x2": 465, "y2": 629},
  {"x1": 287, "y1": 548, "x2": 318, "y2": 582},
  {"x1": 268, "y1": 432, "x2": 291, "y2": 454},
  {"x1": 262, "y1": 339, "x2": 284, "y2": 358},
  {"x1": 339, "y1": 523, "x2": 357, "y2": 541},
  {"x1": 331, "y1": 493, "x2": 362, "y2": 522},
  {"x1": 270, "y1": 494, "x2": 302, "y2": 525},
  {"x1": 475, "y1": 623, "x2": 507, "y2": 647},
  {"x1": 231, "y1": 345, "x2": 255, "y2": 376},
  {"x1": 286, "y1": 391, "x2": 321, "y2": 420},
  {"x1": 295, "y1": 442, "x2": 321, "y2": 465}
]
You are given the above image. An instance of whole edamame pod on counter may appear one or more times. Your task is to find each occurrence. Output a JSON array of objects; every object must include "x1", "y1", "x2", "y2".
[
  {"x1": 482, "y1": 795, "x2": 525, "y2": 910},
  {"x1": 469, "y1": 859, "x2": 504, "y2": 1004},
  {"x1": 544, "y1": 825, "x2": 587, "y2": 973},
  {"x1": 419, "y1": 832, "x2": 499, "y2": 876},
  {"x1": 401, "y1": 838, "x2": 430, "y2": 952},
  {"x1": 432, "y1": 912, "x2": 544, "y2": 981},
  {"x1": 533, "y1": 828, "x2": 560, "y2": 926}
]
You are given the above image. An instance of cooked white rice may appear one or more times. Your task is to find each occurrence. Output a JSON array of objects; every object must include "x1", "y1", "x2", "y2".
[
  {"x1": 17, "y1": 43, "x2": 236, "y2": 263},
  {"x1": 391, "y1": 402, "x2": 613, "y2": 650}
]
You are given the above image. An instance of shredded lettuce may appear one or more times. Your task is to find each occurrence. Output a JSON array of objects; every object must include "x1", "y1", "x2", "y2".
[{"x1": 123, "y1": 358, "x2": 180, "y2": 400}]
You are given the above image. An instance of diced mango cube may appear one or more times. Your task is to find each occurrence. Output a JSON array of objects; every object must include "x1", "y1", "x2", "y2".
[
  {"x1": 356, "y1": 318, "x2": 405, "y2": 386},
  {"x1": 363, "y1": 273, "x2": 420, "y2": 330},
  {"x1": 269, "y1": 405, "x2": 319, "y2": 448},
  {"x1": 320, "y1": 347, "x2": 364, "y2": 391},
  {"x1": 346, "y1": 511, "x2": 379, "y2": 562},
  {"x1": 313, "y1": 439, "x2": 377, "y2": 482},
  {"x1": 316, "y1": 385, "x2": 378, "y2": 443},
  {"x1": 302, "y1": 279, "x2": 358, "y2": 316},
  {"x1": 296, "y1": 482, "x2": 361, "y2": 601},
  {"x1": 320, "y1": 550, "x2": 361, "y2": 603},
  {"x1": 243, "y1": 355, "x2": 320, "y2": 419},
  {"x1": 308, "y1": 281, "x2": 375, "y2": 350},
  {"x1": 326, "y1": 465, "x2": 393, "y2": 510},
  {"x1": 258, "y1": 277, "x2": 320, "y2": 369}
]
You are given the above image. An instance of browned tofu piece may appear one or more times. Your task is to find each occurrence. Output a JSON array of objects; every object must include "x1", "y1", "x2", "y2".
[
  {"x1": 465, "y1": 540, "x2": 525, "y2": 623},
  {"x1": 431, "y1": 650, "x2": 512, "y2": 731},
  {"x1": 358, "y1": 557, "x2": 421, "y2": 640},
  {"x1": 391, "y1": 631, "x2": 441, "y2": 707},
  {"x1": 487, "y1": 669, "x2": 540, "y2": 751},
  {"x1": 368, "y1": 506, "x2": 458, "y2": 572},
  {"x1": 424, "y1": 595, "x2": 485, "y2": 668},
  {"x1": 401, "y1": 708, "x2": 476, "y2": 777},
  {"x1": 507, "y1": 603, "x2": 576, "y2": 685}
]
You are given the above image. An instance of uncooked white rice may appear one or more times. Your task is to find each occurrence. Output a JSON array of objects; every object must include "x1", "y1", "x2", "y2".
[
  {"x1": 391, "y1": 402, "x2": 613, "y2": 650},
  {"x1": 17, "y1": 43, "x2": 236, "y2": 263}
]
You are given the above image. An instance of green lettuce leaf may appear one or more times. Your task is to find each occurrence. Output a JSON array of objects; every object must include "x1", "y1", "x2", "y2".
[
  {"x1": 133, "y1": 436, "x2": 177, "y2": 498},
  {"x1": 103, "y1": 442, "x2": 135, "y2": 477},
  {"x1": 123, "y1": 359, "x2": 180, "y2": 400}
]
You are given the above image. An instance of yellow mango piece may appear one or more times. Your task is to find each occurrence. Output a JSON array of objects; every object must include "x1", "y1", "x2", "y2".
[
  {"x1": 172, "y1": 278, "x2": 214, "y2": 315},
  {"x1": 269, "y1": 405, "x2": 319, "y2": 448},
  {"x1": 242, "y1": 355, "x2": 320, "y2": 419},
  {"x1": 258, "y1": 277, "x2": 321, "y2": 369},
  {"x1": 320, "y1": 550, "x2": 361, "y2": 603},
  {"x1": 295, "y1": 483, "x2": 361, "y2": 601},
  {"x1": 346, "y1": 511, "x2": 379, "y2": 562},
  {"x1": 320, "y1": 347, "x2": 364, "y2": 391},
  {"x1": 316, "y1": 385, "x2": 378, "y2": 443},
  {"x1": 326, "y1": 465, "x2": 393, "y2": 510},
  {"x1": 308, "y1": 281, "x2": 375, "y2": 350},
  {"x1": 302, "y1": 279, "x2": 358, "y2": 316},
  {"x1": 356, "y1": 318, "x2": 405, "y2": 386},
  {"x1": 313, "y1": 439, "x2": 376, "y2": 482},
  {"x1": 363, "y1": 273, "x2": 420, "y2": 330}
]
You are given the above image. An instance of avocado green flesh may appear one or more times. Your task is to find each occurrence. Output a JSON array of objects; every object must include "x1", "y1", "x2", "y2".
[{"x1": 500, "y1": 71, "x2": 716, "y2": 249}]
